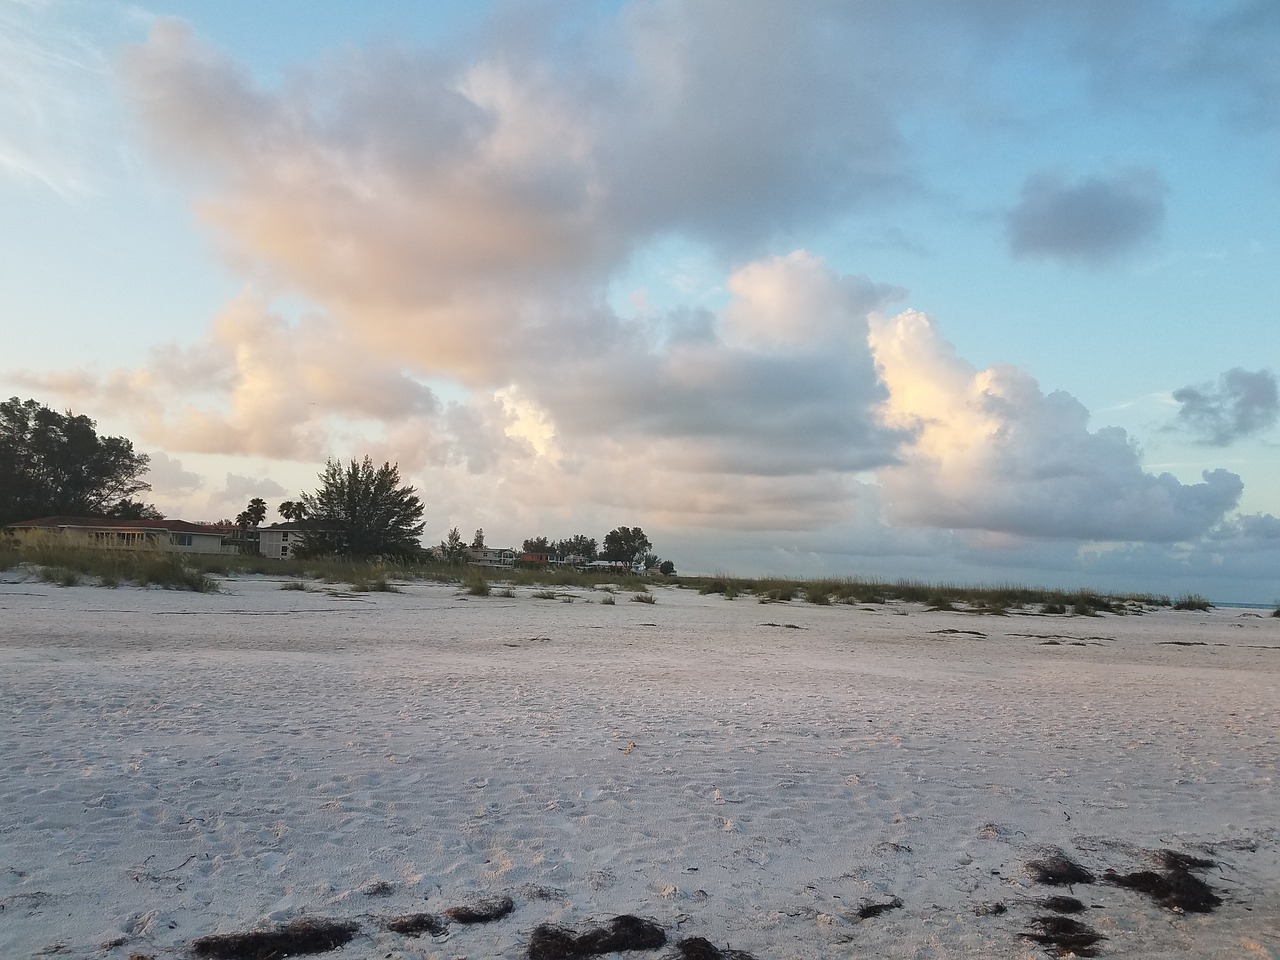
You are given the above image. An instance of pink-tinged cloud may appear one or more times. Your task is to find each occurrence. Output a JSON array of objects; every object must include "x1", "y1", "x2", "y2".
[{"x1": 869, "y1": 311, "x2": 1242, "y2": 541}]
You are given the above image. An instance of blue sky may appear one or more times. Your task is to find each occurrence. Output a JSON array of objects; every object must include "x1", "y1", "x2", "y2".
[{"x1": 3, "y1": 0, "x2": 1278, "y2": 599}]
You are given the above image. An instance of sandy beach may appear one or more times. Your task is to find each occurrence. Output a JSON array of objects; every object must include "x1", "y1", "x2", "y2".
[{"x1": 1, "y1": 576, "x2": 1277, "y2": 959}]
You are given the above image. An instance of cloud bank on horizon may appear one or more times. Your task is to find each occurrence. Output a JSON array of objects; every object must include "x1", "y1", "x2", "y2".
[{"x1": 5, "y1": 0, "x2": 1280, "y2": 597}]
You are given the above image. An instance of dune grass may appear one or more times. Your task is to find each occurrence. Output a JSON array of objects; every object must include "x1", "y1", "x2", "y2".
[
  {"x1": 678, "y1": 573, "x2": 1171, "y2": 615},
  {"x1": 0, "y1": 536, "x2": 1208, "y2": 614},
  {"x1": 6, "y1": 537, "x2": 222, "y2": 592}
]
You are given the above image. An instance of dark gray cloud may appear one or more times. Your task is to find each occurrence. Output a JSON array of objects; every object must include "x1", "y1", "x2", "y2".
[
  {"x1": 1173, "y1": 368, "x2": 1278, "y2": 445},
  {"x1": 1006, "y1": 168, "x2": 1166, "y2": 265}
]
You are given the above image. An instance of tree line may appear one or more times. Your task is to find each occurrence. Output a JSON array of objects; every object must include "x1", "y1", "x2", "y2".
[
  {"x1": 1, "y1": 397, "x2": 673, "y2": 571},
  {"x1": 434, "y1": 524, "x2": 673, "y2": 573}
]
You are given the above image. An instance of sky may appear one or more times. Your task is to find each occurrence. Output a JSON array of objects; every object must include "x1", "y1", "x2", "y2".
[{"x1": 2, "y1": 0, "x2": 1279, "y2": 600}]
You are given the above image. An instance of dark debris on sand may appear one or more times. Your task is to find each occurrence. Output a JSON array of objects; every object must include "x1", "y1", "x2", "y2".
[
  {"x1": 668, "y1": 935, "x2": 759, "y2": 959},
  {"x1": 973, "y1": 901, "x2": 1007, "y2": 916},
  {"x1": 855, "y1": 896, "x2": 904, "y2": 920},
  {"x1": 1025, "y1": 850, "x2": 1096, "y2": 887},
  {"x1": 191, "y1": 917, "x2": 359, "y2": 959},
  {"x1": 1159, "y1": 849, "x2": 1216, "y2": 871},
  {"x1": 1041, "y1": 895, "x2": 1086, "y2": 914},
  {"x1": 445, "y1": 894, "x2": 515, "y2": 924},
  {"x1": 1023, "y1": 915, "x2": 1106, "y2": 958},
  {"x1": 528, "y1": 914, "x2": 667, "y2": 959},
  {"x1": 386, "y1": 912, "x2": 448, "y2": 937},
  {"x1": 1105, "y1": 866, "x2": 1222, "y2": 913}
]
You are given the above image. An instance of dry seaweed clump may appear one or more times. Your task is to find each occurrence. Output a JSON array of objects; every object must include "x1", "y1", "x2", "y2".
[
  {"x1": 1105, "y1": 865, "x2": 1221, "y2": 913},
  {"x1": 386, "y1": 913, "x2": 448, "y2": 937},
  {"x1": 1041, "y1": 895, "x2": 1086, "y2": 914},
  {"x1": 445, "y1": 894, "x2": 515, "y2": 923},
  {"x1": 1025, "y1": 849, "x2": 1096, "y2": 886},
  {"x1": 529, "y1": 915, "x2": 666, "y2": 959},
  {"x1": 1023, "y1": 915, "x2": 1105, "y2": 957},
  {"x1": 668, "y1": 936, "x2": 758, "y2": 959},
  {"x1": 855, "y1": 896, "x2": 904, "y2": 920},
  {"x1": 192, "y1": 918, "x2": 358, "y2": 959}
]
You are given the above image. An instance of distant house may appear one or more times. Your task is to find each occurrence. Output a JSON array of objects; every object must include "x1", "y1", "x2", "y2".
[
  {"x1": 257, "y1": 522, "x2": 305, "y2": 560},
  {"x1": 7, "y1": 516, "x2": 240, "y2": 556},
  {"x1": 465, "y1": 546, "x2": 516, "y2": 569},
  {"x1": 584, "y1": 559, "x2": 637, "y2": 575}
]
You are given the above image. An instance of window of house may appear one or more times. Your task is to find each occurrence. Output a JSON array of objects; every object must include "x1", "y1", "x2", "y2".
[
  {"x1": 281, "y1": 545, "x2": 289, "y2": 557},
  {"x1": 281, "y1": 532, "x2": 289, "y2": 541},
  {"x1": 171, "y1": 533, "x2": 193, "y2": 546}
]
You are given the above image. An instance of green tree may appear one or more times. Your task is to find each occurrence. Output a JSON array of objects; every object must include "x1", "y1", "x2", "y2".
[
  {"x1": 106, "y1": 499, "x2": 165, "y2": 520},
  {"x1": 522, "y1": 536, "x2": 552, "y2": 554},
  {"x1": 601, "y1": 526, "x2": 652, "y2": 567},
  {"x1": 471, "y1": 528, "x2": 486, "y2": 550},
  {"x1": 554, "y1": 534, "x2": 598, "y2": 561},
  {"x1": 658, "y1": 559, "x2": 676, "y2": 576},
  {"x1": 236, "y1": 497, "x2": 267, "y2": 528},
  {"x1": 295, "y1": 457, "x2": 425, "y2": 559},
  {"x1": 441, "y1": 526, "x2": 466, "y2": 564},
  {"x1": 0, "y1": 397, "x2": 154, "y2": 526},
  {"x1": 278, "y1": 500, "x2": 306, "y2": 521}
]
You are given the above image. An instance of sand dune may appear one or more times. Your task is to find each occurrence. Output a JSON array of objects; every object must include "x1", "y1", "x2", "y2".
[{"x1": 1, "y1": 577, "x2": 1277, "y2": 958}]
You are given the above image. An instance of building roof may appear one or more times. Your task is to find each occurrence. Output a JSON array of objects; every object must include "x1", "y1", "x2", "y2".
[{"x1": 8, "y1": 516, "x2": 237, "y2": 535}]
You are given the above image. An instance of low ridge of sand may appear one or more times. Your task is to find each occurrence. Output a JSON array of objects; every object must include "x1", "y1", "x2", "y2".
[{"x1": 1, "y1": 576, "x2": 1277, "y2": 958}]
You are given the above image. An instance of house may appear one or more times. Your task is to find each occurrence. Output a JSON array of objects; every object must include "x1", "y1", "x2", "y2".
[
  {"x1": 257, "y1": 522, "x2": 305, "y2": 560},
  {"x1": 465, "y1": 546, "x2": 516, "y2": 569},
  {"x1": 6, "y1": 516, "x2": 240, "y2": 556}
]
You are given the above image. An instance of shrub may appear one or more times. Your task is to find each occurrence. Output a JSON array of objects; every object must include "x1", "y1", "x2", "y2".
[
  {"x1": 532, "y1": 589, "x2": 559, "y2": 600},
  {"x1": 600, "y1": 594, "x2": 615, "y2": 605},
  {"x1": 350, "y1": 575, "x2": 400, "y2": 593},
  {"x1": 805, "y1": 585, "x2": 832, "y2": 605},
  {"x1": 280, "y1": 581, "x2": 310, "y2": 591},
  {"x1": 630, "y1": 592, "x2": 655, "y2": 604},
  {"x1": 40, "y1": 566, "x2": 81, "y2": 587},
  {"x1": 700, "y1": 580, "x2": 728, "y2": 595},
  {"x1": 464, "y1": 571, "x2": 491, "y2": 596},
  {"x1": 1172, "y1": 594, "x2": 1211, "y2": 611},
  {"x1": 1042, "y1": 602, "x2": 1067, "y2": 615}
]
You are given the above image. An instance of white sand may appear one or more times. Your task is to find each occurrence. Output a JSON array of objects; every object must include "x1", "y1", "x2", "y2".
[{"x1": 1, "y1": 576, "x2": 1277, "y2": 959}]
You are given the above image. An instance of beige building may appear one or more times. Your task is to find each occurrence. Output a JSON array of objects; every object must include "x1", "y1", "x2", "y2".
[{"x1": 7, "y1": 516, "x2": 240, "y2": 556}]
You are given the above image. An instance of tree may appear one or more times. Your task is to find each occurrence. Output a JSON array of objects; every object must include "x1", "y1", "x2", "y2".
[
  {"x1": 278, "y1": 500, "x2": 306, "y2": 521},
  {"x1": 554, "y1": 534, "x2": 597, "y2": 561},
  {"x1": 440, "y1": 526, "x2": 466, "y2": 564},
  {"x1": 601, "y1": 526, "x2": 652, "y2": 567},
  {"x1": 295, "y1": 457, "x2": 425, "y2": 559},
  {"x1": 471, "y1": 528, "x2": 486, "y2": 550},
  {"x1": 522, "y1": 535, "x2": 552, "y2": 554},
  {"x1": 236, "y1": 497, "x2": 267, "y2": 528},
  {"x1": 658, "y1": 559, "x2": 676, "y2": 576},
  {"x1": 106, "y1": 499, "x2": 165, "y2": 520},
  {"x1": 1, "y1": 397, "x2": 154, "y2": 526}
]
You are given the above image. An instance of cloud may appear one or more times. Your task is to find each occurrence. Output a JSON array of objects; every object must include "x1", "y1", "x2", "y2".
[
  {"x1": 144, "y1": 451, "x2": 202, "y2": 494},
  {"x1": 868, "y1": 310, "x2": 1242, "y2": 541},
  {"x1": 208, "y1": 472, "x2": 287, "y2": 516},
  {"x1": 1172, "y1": 368, "x2": 1278, "y2": 446},
  {"x1": 1006, "y1": 168, "x2": 1166, "y2": 265},
  {"x1": 13, "y1": 293, "x2": 439, "y2": 459},
  {"x1": 8, "y1": 4, "x2": 1259, "y2": 581}
]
